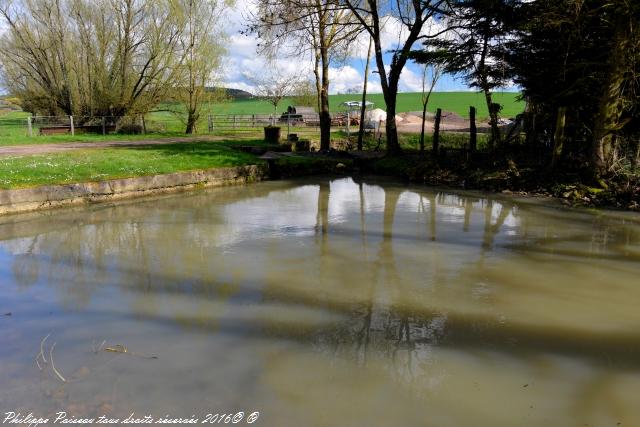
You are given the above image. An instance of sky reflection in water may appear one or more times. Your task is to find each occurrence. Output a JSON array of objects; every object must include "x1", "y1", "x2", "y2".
[{"x1": 1, "y1": 177, "x2": 639, "y2": 427}]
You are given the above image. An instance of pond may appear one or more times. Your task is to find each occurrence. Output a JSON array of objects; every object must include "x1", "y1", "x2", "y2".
[{"x1": 1, "y1": 177, "x2": 639, "y2": 426}]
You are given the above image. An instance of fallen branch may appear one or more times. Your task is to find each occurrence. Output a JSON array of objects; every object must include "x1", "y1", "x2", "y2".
[
  {"x1": 39, "y1": 333, "x2": 51, "y2": 363},
  {"x1": 49, "y1": 342, "x2": 66, "y2": 383},
  {"x1": 103, "y1": 344, "x2": 158, "y2": 359},
  {"x1": 104, "y1": 344, "x2": 128, "y2": 354}
]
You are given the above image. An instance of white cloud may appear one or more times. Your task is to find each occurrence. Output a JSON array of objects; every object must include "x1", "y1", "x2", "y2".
[
  {"x1": 330, "y1": 66, "x2": 370, "y2": 94},
  {"x1": 224, "y1": 0, "x2": 258, "y2": 35},
  {"x1": 349, "y1": 31, "x2": 374, "y2": 60},
  {"x1": 398, "y1": 67, "x2": 424, "y2": 93},
  {"x1": 220, "y1": 3, "x2": 465, "y2": 97},
  {"x1": 221, "y1": 1, "x2": 318, "y2": 93},
  {"x1": 379, "y1": 16, "x2": 408, "y2": 52}
]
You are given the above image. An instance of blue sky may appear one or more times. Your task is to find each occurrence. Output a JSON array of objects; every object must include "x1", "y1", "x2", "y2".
[
  {"x1": 0, "y1": 1, "x2": 494, "y2": 96},
  {"x1": 221, "y1": 3, "x2": 481, "y2": 95}
]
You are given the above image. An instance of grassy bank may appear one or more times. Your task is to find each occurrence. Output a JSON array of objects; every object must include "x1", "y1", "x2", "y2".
[{"x1": 0, "y1": 140, "x2": 263, "y2": 189}]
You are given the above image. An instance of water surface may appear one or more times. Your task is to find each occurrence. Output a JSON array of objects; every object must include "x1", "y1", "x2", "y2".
[{"x1": 1, "y1": 177, "x2": 639, "y2": 426}]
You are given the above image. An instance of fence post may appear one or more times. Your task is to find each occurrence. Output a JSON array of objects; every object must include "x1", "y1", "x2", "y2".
[
  {"x1": 469, "y1": 106, "x2": 477, "y2": 153},
  {"x1": 252, "y1": 114, "x2": 255, "y2": 128},
  {"x1": 69, "y1": 115, "x2": 75, "y2": 136},
  {"x1": 208, "y1": 114, "x2": 213, "y2": 133},
  {"x1": 346, "y1": 112, "x2": 350, "y2": 137},
  {"x1": 287, "y1": 113, "x2": 291, "y2": 138},
  {"x1": 433, "y1": 108, "x2": 442, "y2": 155},
  {"x1": 27, "y1": 116, "x2": 33, "y2": 137},
  {"x1": 102, "y1": 116, "x2": 106, "y2": 135}
]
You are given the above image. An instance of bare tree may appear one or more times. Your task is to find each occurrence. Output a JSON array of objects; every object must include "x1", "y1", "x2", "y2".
[
  {"x1": 250, "y1": 69, "x2": 304, "y2": 115},
  {"x1": 339, "y1": 0, "x2": 450, "y2": 154},
  {"x1": 292, "y1": 80, "x2": 319, "y2": 108},
  {"x1": 418, "y1": 63, "x2": 443, "y2": 152},
  {"x1": 247, "y1": 0, "x2": 360, "y2": 150}
]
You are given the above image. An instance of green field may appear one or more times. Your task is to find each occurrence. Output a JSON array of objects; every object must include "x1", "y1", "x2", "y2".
[
  {"x1": 0, "y1": 91, "x2": 523, "y2": 146},
  {"x1": 207, "y1": 91, "x2": 524, "y2": 118}
]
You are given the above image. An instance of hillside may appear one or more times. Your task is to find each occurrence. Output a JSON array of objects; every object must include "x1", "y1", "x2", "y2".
[
  {"x1": 206, "y1": 87, "x2": 254, "y2": 100},
  {"x1": 210, "y1": 91, "x2": 524, "y2": 119}
]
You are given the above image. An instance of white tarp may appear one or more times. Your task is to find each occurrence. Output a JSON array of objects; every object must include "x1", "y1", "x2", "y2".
[{"x1": 367, "y1": 108, "x2": 387, "y2": 122}]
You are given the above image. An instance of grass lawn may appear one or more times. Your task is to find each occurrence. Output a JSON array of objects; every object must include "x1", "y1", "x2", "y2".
[
  {"x1": 397, "y1": 131, "x2": 491, "y2": 151},
  {"x1": 0, "y1": 140, "x2": 264, "y2": 189},
  {"x1": 0, "y1": 111, "x2": 194, "y2": 146},
  {"x1": 0, "y1": 129, "x2": 499, "y2": 191}
]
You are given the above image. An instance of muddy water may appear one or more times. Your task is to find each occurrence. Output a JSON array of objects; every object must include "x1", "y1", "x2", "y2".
[{"x1": 1, "y1": 177, "x2": 639, "y2": 427}]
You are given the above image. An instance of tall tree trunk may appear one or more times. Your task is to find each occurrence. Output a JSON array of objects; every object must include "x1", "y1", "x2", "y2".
[
  {"x1": 433, "y1": 108, "x2": 442, "y2": 154},
  {"x1": 320, "y1": 53, "x2": 331, "y2": 151},
  {"x1": 186, "y1": 109, "x2": 197, "y2": 134},
  {"x1": 419, "y1": 98, "x2": 428, "y2": 153},
  {"x1": 384, "y1": 72, "x2": 402, "y2": 155},
  {"x1": 319, "y1": 52, "x2": 331, "y2": 151},
  {"x1": 469, "y1": 106, "x2": 477, "y2": 152},
  {"x1": 419, "y1": 65, "x2": 437, "y2": 153},
  {"x1": 478, "y1": 30, "x2": 501, "y2": 150},
  {"x1": 313, "y1": 49, "x2": 322, "y2": 117},
  {"x1": 483, "y1": 87, "x2": 501, "y2": 149},
  {"x1": 371, "y1": 28, "x2": 402, "y2": 155},
  {"x1": 318, "y1": 15, "x2": 331, "y2": 152},
  {"x1": 551, "y1": 106, "x2": 566, "y2": 169},
  {"x1": 357, "y1": 37, "x2": 373, "y2": 151},
  {"x1": 592, "y1": 10, "x2": 629, "y2": 176}
]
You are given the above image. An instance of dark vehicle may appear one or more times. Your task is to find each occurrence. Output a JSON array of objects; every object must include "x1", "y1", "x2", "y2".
[{"x1": 279, "y1": 106, "x2": 316, "y2": 125}]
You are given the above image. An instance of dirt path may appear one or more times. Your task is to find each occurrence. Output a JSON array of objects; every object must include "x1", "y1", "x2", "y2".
[
  {"x1": 0, "y1": 135, "x2": 224, "y2": 157},
  {"x1": 394, "y1": 111, "x2": 489, "y2": 134}
]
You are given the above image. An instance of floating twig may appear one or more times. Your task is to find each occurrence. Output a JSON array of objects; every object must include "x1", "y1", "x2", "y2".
[
  {"x1": 39, "y1": 333, "x2": 51, "y2": 364},
  {"x1": 104, "y1": 344, "x2": 128, "y2": 354},
  {"x1": 49, "y1": 342, "x2": 66, "y2": 383},
  {"x1": 103, "y1": 344, "x2": 157, "y2": 359}
]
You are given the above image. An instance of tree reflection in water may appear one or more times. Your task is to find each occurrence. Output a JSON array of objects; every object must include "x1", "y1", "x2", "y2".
[{"x1": 1, "y1": 178, "x2": 640, "y2": 423}]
